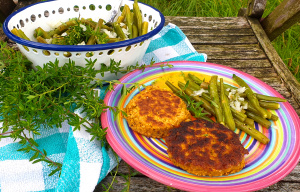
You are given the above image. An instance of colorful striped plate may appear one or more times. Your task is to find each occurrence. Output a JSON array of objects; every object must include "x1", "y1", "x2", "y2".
[{"x1": 101, "y1": 61, "x2": 300, "y2": 191}]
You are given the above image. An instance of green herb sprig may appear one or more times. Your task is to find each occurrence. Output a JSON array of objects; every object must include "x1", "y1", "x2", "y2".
[{"x1": 0, "y1": 41, "x2": 172, "y2": 176}]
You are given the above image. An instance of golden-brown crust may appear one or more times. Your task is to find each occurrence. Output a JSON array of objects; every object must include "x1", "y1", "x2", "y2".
[
  {"x1": 165, "y1": 119, "x2": 249, "y2": 176},
  {"x1": 124, "y1": 86, "x2": 191, "y2": 138}
]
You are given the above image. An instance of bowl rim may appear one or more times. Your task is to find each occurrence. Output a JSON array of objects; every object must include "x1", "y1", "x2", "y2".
[{"x1": 2, "y1": 0, "x2": 165, "y2": 51}]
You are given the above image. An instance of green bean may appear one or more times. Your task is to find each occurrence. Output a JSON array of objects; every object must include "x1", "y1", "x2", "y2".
[
  {"x1": 247, "y1": 103, "x2": 273, "y2": 119},
  {"x1": 232, "y1": 74, "x2": 268, "y2": 119},
  {"x1": 113, "y1": 23, "x2": 126, "y2": 40},
  {"x1": 142, "y1": 21, "x2": 148, "y2": 35},
  {"x1": 133, "y1": 0, "x2": 143, "y2": 36},
  {"x1": 166, "y1": 81, "x2": 212, "y2": 118},
  {"x1": 259, "y1": 101, "x2": 281, "y2": 110},
  {"x1": 107, "y1": 38, "x2": 122, "y2": 43},
  {"x1": 34, "y1": 27, "x2": 51, "y2": 39},
  {"x1": 36, "y1": 36, "x2": 48, "y2": 44},
  {"x1": 187, "y1": 73, "x2": 209, "y2": 89},
  {"x1": 87, "y1": 19, "x2": 103, "y2": 45},
  {"x1": 50, "y1": 19, "x2": 77, "y2": 36},
  {"x1": 224, "y1": 82, "x2": 286, "y2": 102},
  {"x1": 124, "y1": 5, "x2": 133, "y2": 39},
  {"x1": 165, "y1": 81, "x2": 182, "y2": 97},
  {"x1": 184, "y1": 76, "x2": 201, "y2": 90},
  {"x1": 231, "y1": 108, "x2": 247, "y2": 122},
  {"x1": 256, "y1": 94, "x2": 287, "y2": 102},
  {"x1": 11, "y1": 28, "x2": 29, "y2": 51},
  {"x1": 117, "y1": 15, "x2": 125, "y2": 23},
  {"x1": 188, "y1": 73, "x2": 202, "y2": 85},
  {"x1": 220, "y1": 78, "x2": 235, "y2": 131},
  {"x1": 178, "y1": 82, "x2": 216, "y2": 116},
  {"x1": 244, "y1": 117, "x2": 255, "y2": 127},
  {"x1": 132, "y1": 24, "x2": 138, "y2": 38},
  {"x1": 245, "y1": 111, "x2": 272, "y2": 128},
  {"x1": 270, "y1": 113, "x2": 279, "y2": 121},
  {"x1": 209, "y1": 75, "x2": 224, "y2": 125},
  {"x1": 234, "y1": 118, "x2": 270, "y2": 144}
]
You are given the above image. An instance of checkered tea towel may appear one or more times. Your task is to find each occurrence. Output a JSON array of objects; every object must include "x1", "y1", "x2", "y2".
[{"x1": 0, "y1": 23, "x2": 207, "y2": 192}]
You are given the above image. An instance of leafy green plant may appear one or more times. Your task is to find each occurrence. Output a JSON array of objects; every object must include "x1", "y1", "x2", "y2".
[{"x1": 0, "y1": 41, "x2": 171, "y2": 176}]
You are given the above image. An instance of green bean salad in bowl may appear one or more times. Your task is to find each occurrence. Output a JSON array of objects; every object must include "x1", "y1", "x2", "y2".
[{"x1": 3, "y1": 0, "x2": 165, "y2": 80}]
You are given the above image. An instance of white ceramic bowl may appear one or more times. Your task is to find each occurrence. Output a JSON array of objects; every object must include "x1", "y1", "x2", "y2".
[{"x1": 3, "y1": 0, "x2": 165, "y2": 80}]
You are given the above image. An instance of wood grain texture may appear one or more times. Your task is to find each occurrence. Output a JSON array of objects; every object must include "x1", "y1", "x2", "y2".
[
  {"x1": 246, "y1": 0, "x2": 267, "y2": 18},
  {"x1": 260, "y1": 0, "x2": 300, "y2": 41}
]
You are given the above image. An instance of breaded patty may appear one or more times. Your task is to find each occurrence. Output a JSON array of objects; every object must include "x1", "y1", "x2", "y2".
[
  {"x1": 124, "y1": 86, "x2": 191, "y2": 138},
  {"x1": 165, "y1": 119, "x2": 249, "y2": 176}
]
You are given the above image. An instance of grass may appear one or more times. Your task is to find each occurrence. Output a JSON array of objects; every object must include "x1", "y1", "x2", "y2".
[{"x1": 140, "y1": 0, "x2": 300, "y2": 82}]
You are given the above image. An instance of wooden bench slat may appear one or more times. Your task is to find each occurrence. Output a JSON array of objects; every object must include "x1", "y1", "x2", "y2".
[
  {"x1": 165, "y1": 16, "x2": 251, "y2": 29},
  {"x1": 180, "y1": 28, "x2": 255, "y2": 36},
  {"x1": 261, "y1": 0, "x2": 300, "y2": 41},
  {"x1": 188, "y1": 35, "x2": 258, "y2": 44},
  {"x1": 207, "y1": 59, "x2": 272, "y2": 68},
  {"x1": 247, "y1": 16, "x2": 300, "y2": 106}
]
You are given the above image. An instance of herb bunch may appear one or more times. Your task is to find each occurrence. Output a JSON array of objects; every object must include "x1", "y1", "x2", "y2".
[{"x1": 0, "y1": 41, "x2": 171, "y2": 176}]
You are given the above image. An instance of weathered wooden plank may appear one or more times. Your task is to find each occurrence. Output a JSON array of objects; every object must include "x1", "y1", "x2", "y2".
[
  {"x1": 96, "y1": 176, "x2": 182, "y2": 192},
  {"x1": 246, "y1": 0, "x2": 267, "y2": 18},
  {"x1": 195, "y1": 44, "x2": 266, "y2": 60},
  {"x1": 207, "y1": 59, "x2": 272, "y2": 68},
  {"x1": 261, "y1": 0, "x2": 300, "y2": 41},
  {"x1": 247, "y1": 16, "x2": 300, "y2": 106},
  {"x1": 180, "y1": 28, "x2": 255, "y2": 36},
  {"x1": 194, "y1": 44, "x2": 262, "y2": 53},
  {"x1": 187, "y1": 35, "x2": 258, "y2": 44},
  {"x1": 165, "y1": 16, "x2": 251, "y2": 29}
]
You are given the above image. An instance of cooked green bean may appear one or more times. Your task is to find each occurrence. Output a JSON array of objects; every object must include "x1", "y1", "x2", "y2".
[
  {"x1": 124, "y1": 5, "x2": 133, "y2": 39},
  {"x1": 259, "y1": 101, "x2": 281, "y2": 110},
  {"x1": 232, "y1": 74, "x2": 268, "y2": 119},
  {"x1": 50, "y1": 19, "x2": 77, "y2": 36},
  {"x1": 87, "y1": 19, "x2": 104, "y2": 45},
  {"x1": 231, "y1": 108, "x2": 247, "y2": 122},
  {"x1": 165, "y1": 80, "x2": 182, "y2": 97},
  {"x1": 36, "y1": 36, "x2": 48, "y2": 44},
  {"x1": 209, "y1": 75, "x2": 224, "y2": 125},
  {"x1": 244, "y1": 117, "x2": 255, "y2": 127},
  {"x1": 188, "y1": 73, "x2": 209, "y2": 89},
  {"x1": 34, "y1": 27, "x2": 51, "y2": 39},
  {"x1": 234, "y1": 118, "x2": 270, "y2": 144},
  {"x1": 132, "y1": 24, "x2": 138, "y2": 38},
  {"x1": 184, "y1": 76, "x2": 201, "y2": 91},
  {"x1": 256, "y1": 94, "x2": 287, "y2": 102},
  {"x1": 220, "y1": 78, "x2": 235, "y2": 131},
  {"x1": 113, "y1": 23, "x2": 126, "y2": 40},
  {"x1": 245, "y1": 111, "x2": 272, "y2": 128},
  {"x1": 188, "y1": 73, "x2": 202, "y2": 85},
  {"x1": 178, "y1": 82, "x2": 216, "y2": 116},
  {"x1": 142, "y1": 21, "x2": 148, "y2": 35},
  {"x1": 247, "y1": 102, "x2": 273, "y2": 120},
  {"x1": 133, "y1": 0, "x2": 143, "y2": 36}
]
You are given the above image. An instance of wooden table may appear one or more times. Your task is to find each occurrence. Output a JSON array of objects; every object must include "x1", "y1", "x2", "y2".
[{"x1": 95, "y1": 16, "x2": 300, "y2": 191}]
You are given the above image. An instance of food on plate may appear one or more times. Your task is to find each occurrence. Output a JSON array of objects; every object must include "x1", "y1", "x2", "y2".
[
  {"x1": 161, "y1": 72, "x2": 287, "y2": 144},
  {"x1": 124, "y1": 86, "x2": 191, "y2": 138},
  {"x1": 165, "y1": 119, "x2": 249, "y2": 176},
  {"x1": 10, "y1": 0, "x2": 148, "y2": 45}
]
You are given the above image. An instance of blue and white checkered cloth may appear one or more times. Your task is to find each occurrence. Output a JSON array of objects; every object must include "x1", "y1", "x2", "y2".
[{"x1": 0, "y1": 23, "x2": 206, "y2": 191}]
